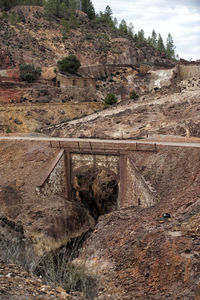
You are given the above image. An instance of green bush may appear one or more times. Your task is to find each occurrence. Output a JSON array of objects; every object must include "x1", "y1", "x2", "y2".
[
  {"x1": 2, "y1": 11, "x2": 8, "y2": 19},
  {"x1": 20, "y1": 64, "x2": 41, "y2": 83},
  {"x1": 104, "y1": 93, "x2": 117, "y2": 105},
  {"x1": 57, "y1": 55, "x2": 81, "y2": 74},
  {"x1": 6, "y1": 127, "x2": 12, "y2": 134},
  {"x1": 130, "y1": 90, "x2": 139, "y2": 100}
]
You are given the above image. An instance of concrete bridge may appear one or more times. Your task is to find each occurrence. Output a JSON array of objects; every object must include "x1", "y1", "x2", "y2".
[
  {"x1": 46, "y1": 138, "x2": 158, "y2": 208},
  {"x1": 1, "y1": 136, "x2": 200, "y2": 209}
]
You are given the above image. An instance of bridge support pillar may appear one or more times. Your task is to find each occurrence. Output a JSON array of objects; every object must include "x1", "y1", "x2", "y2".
[
  {"x1": 119, "y1": 154, "x2": 127, "y2": 209},
  {"x1": 64, "y1": 151, "x2": 72, "y2": 201}
]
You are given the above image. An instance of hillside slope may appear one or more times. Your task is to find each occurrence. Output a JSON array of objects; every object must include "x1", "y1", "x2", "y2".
[
  {"x1": 0, "y1": 6, "x2": 174, "y2": 69},
  {"x1": 43, "y1": 80, "x2": 200, "y2": 139}
]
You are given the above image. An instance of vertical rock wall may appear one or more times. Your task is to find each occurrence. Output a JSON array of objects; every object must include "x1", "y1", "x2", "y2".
[
  {"x1": 178, "y1": 63, "x2": 200, "y2": 80},
  {"x1": 36, "y1": 156, "x2": 65, "y2": 198},
  {"x1": 120, "y1": 155, "x2": 157, "y2": 208}
]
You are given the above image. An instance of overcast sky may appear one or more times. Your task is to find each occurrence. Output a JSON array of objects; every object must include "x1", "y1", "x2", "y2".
[{"x1": 92, "y1": 0, "x2": 200, "y2": 61}]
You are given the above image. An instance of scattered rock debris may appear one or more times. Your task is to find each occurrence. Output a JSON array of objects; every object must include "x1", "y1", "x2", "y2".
[{"x1": 0, "y1": 261, "x2": 87, "y2": 300}]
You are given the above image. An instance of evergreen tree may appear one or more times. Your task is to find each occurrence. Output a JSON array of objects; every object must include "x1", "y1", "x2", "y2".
[
  {"x1": 0, "y1": 0, "x2": 19, "y2": 10},
  {"x1": 63, "y1": 0, "x2": 70, "y2": 7},
  {"x1": 113, "y1": 17, "x2": 118, "y2": 27},
  {"x1": 104, "y1": 93, "x2": 117, "y2": 105},
  {"x1": 59, "y1": 1, "x2": 68, "y2": 18},
  {"x1": 104, "y1": 5, "x2": 112, "y2": 16},
  {"x1": 57, "y1": 55, "x2": 81, "y2": 74},
  {"x1": 81, "y1": 0, "x2": 95, "y2": 19},
  {"x1": 119, "y1": 19, "x2": 128, "y2": 34},
  {"x1": 103, "y1": 5, "x2": 114, "y2": 27},
  {"x1": 95, "y1": 5, "x2": 115, "y2": 28},
  {"x1": 0, "y1": 0, "x2": 44, "y2": 10},
  {"x1": 137, "y1": 29, "x2": 145, "y2": 46},
  {"x1": 68, "y1": 0, "x2": 78, "y2": 10},
  {"x1": 157, "y1": 33, "x2": 165, "y2": 53},
  {"x1": 151, "y1": 29, "x2": 157, "y2": 48},
  {"x1": 44, "y1": 0, "x2": 61, "y2": 18},
  {"x1": 128, "y1": 22, "x2": 134, "y2": 39},
  {"x1": 166, "y1": 33, "x2": 175, "y2": 59}
]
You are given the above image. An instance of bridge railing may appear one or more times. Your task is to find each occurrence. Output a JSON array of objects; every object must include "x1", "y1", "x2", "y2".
[{"x1": 49, "y1": 140, "x2": 157, "y2": 154}]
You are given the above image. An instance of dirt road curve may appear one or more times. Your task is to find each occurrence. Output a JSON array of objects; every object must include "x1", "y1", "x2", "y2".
[{"x1": 0, "y1": 136, "x2": 200, "y2": 148}]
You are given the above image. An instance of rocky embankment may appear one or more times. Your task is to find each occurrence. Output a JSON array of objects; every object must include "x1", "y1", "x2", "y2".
[{"x1": 0, "y1": 260, "x2": 87, "y2": 300}]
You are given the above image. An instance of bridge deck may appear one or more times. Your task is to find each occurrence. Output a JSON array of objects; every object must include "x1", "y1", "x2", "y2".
[{"x1": 0, "y1": 137, "x2": 200, "y2": 153}]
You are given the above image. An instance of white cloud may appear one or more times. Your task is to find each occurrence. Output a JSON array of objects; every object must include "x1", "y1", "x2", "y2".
[{"x1": 92, "y1": 0, "x2": 200, "y2": 60}]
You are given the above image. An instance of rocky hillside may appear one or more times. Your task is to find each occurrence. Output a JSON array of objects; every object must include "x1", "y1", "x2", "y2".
[
  {"x1": 0, "y1": 5, "x2": 181, "y2": 134},
  {"x1": 0, "y1": 5, "x2": 174, "y2": 69},
  {"x1": 43, "y1": 79, "x2": 200, "y2": 139}
]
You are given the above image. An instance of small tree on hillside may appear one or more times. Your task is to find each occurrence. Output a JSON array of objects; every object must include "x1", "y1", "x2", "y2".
[
  {"x1": 137, "y1": 29, "x2": 145, "y2": 46},
  {"x1": 157, "y1": 33, "x2": 165, "y2": 54},
  {"x1": 104, "y1": 93, "x2": 117, "y2": 105},
  {"x1": 151, "y1": 29, "x2": 157, "y2": 48},
  {"x1": 81, "y1": 0, "x2": 95, "y2": 19},
  {"x1": 20, "y1": 64, "x2": 41, "y2": 82},
  {"x1": 130, "y1": 90, "x2": 139, "y2": 100},
  {"x1": 119, "y1": 19, "x2": 128, "y2": 35},
  {"x1": 44, "y1": 0, "x2": 61, "y2": 18},
  {"x1": 166, "y1": 33, "x2": 176, "y2": 59},
  {"x1": 128, "y1": 22, "x2": 134, "y2": 39},
  {"x1": 57, "y1": 55, "x2": 81, "y2": 74}
]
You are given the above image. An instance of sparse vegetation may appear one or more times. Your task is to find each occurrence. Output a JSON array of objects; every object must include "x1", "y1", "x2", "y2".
[
  {"x1": 0, "y1": 225, "x2": 97, "y2": 299},
  {"x1": 130, "y1": 90, "x2": 139, "y2": 100},
  {"x1": 57, "y1": 55, "x2": 81, "y2": 74},
  {"x1": 20, "y1": 64, "x2": 41, "y2": 83},
  {"x1": 37, "y1": 254, "x2": 97, "y2": 298},
  {"x1": 104, "y1": 93, "x2": 117, "y2": 105},
  {"x1": 6, "y1": 127, "x2": 12, "y2": 133}
]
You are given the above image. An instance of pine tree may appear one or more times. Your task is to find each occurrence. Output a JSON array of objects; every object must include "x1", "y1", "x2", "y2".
[
  {"x1": 166, "y1": 33, "x2": 175, "y2": 59},
  {"x1": 0, "y1": 0, "x2": 44, "y2": 9},
  {"x1": 104, "y1": 5, "x2": 112, "y2": 16},
  {"x1": 157, "y1": 33, "x2": 165, "y2": 53},
  {"x1": 151, "y1": 29, "x2": 157, "y2": 48},
  {"x1": 119, "y1": 19, "x2": 128, "y2": 34},
  {"x1": 137, "y1": 29, "x2": 145, "y2": 46},
  {"x1": 128, "y1": 22, "x2": 134, "y2": 39},
  {"x1": 0, "y1": 0, "x2": 19, "y2": 10},
  {"x1": 113, "y1": 17, "x2": 118, "y2": 27},
  {"x1": 44, "y1": 0, "x2": 61, "y2": 18},
  {"x1": 81, "y1": 0, "x2": 95, "y2": 19}
]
